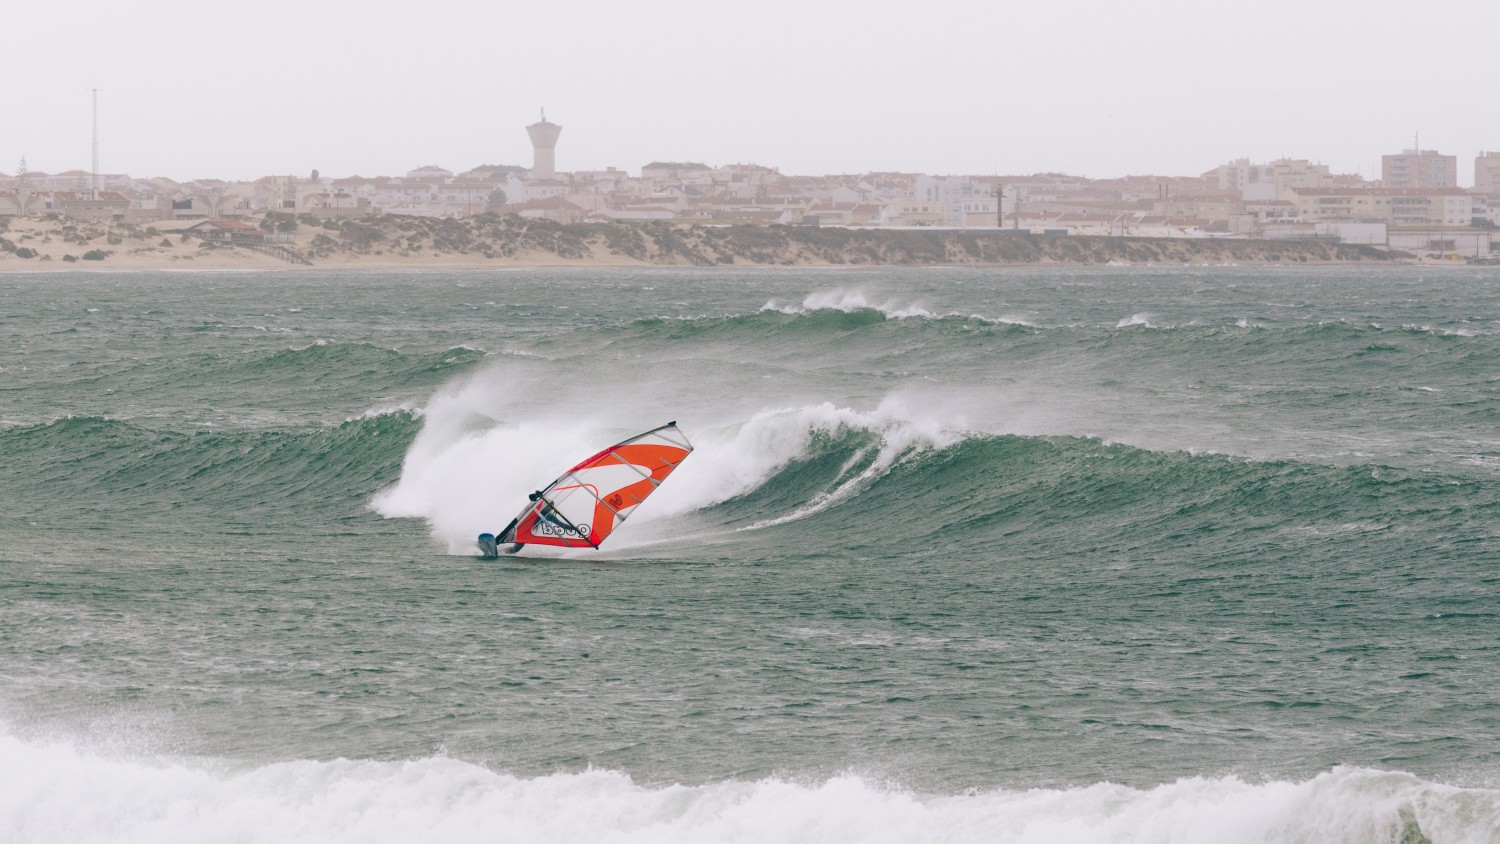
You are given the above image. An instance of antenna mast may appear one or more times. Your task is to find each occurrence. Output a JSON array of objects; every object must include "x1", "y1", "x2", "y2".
[{"x1": 91, "y1": 88, "x2": 99, "y2": 197}]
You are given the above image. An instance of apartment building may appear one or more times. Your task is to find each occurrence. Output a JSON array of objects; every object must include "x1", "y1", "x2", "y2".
[
  {"x1": 1291, "y1": 187, "x2": 1473, "y2": 226},
  {"x1": 1382, "y1": 149, "x2": 1458, "y2": 189},
  {"x1": 1475, "y1": 152, "x2": 1500, "y2": 195},
  {"x1": 1205, "y1": 158, "x2": 1337, "y2": 200}
]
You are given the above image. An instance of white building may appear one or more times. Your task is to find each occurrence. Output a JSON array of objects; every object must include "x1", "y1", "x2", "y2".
[{"x1": 910, "y1": 176, "x2": 996, "y2": 226}]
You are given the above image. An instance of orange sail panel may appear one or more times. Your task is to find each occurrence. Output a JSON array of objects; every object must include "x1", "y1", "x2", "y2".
[{"x1": 503, "y1": 423, "x2": 693, "y2": 549}]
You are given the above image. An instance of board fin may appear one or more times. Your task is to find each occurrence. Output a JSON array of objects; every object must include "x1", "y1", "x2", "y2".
[{"x1": 477, "y1": 533, "x2": 499, "y2": 559}]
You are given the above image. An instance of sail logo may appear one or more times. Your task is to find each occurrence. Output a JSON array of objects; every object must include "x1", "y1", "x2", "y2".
[
  {"x1": 532, "y1": 519, "x2": 590, "y2": 539},
  {"x1": 533, "y1": 499, "x2": 588, "y2": 538}
]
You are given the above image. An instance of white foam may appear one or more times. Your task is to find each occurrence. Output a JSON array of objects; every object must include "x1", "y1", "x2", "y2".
[
  {"x1": 1, "y1": 730, "x2": 1494, "y2": 844},
  {"x1": 1115, "y1": 313, "x2": 1154, "y2": 328},
  {"x1": 1401, "y1": 323, "x2": 1489, "y2": 337},
  {"x1": 348, "y1": 403, "x2": 424, "y2": 423}
]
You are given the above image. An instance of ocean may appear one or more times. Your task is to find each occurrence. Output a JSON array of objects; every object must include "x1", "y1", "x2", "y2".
[{"x1": 2, "y1": 265, "x2": 1498, "y2": 843}]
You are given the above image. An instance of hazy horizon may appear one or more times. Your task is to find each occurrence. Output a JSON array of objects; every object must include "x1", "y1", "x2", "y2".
[{"x1": 7, "y1": 0, "x2": 1498, "y2": 184}]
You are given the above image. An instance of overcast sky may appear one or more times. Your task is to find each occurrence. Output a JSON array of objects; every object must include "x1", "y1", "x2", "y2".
[{"x1": 7, "y1": 0, "x2": 1497, "y2": 184}]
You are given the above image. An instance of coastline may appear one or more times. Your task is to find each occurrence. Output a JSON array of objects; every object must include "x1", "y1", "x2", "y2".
[{"x1": 0, "y1": 213, "x2": 1415, "y2": 272}]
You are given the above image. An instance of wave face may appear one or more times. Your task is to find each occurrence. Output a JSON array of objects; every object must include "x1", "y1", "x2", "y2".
[
  {"x1": 5, "y1": 267, "x2": 1500, "y2": 838},
  {"x1": 1, "y1": 412, "x2": 420, "y2": 523}
]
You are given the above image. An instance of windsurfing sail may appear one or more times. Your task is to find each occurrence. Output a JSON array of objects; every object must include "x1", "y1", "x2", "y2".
[{"x1": 498, "y1": 422, "x2": 693, "y2": 550}]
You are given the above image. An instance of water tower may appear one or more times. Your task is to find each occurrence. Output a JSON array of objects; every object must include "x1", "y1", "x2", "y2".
[{"x1": 526, "y1": 109, "x2": 562, "y2": 179}]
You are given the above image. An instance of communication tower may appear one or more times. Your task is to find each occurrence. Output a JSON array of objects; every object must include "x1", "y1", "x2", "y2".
[{"x1": 91, "y1": 88, "x2": 100, "y2": 198}]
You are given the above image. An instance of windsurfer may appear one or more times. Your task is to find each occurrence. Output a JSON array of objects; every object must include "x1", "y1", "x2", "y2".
[
  {"x1": 478, "y1": 514, "x2": 525, "y2": 559},
  {"x1": 499, "y1": 513, "x2": 525, "y2": 554}
]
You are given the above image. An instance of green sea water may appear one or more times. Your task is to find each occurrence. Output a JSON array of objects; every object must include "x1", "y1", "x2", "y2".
[{"x1": 3, "y1": 265, "x2": 1499, "y2": 842}]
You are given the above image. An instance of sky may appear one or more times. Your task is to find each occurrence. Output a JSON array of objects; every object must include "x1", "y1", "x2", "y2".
[{"x1": 6, "y1": 0, "x2": 1498, "y2": 184}]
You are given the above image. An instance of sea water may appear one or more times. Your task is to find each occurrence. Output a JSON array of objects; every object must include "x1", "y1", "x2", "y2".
[{"x1": 2, "y1": 266, "x2": 1498, "y2": 842}]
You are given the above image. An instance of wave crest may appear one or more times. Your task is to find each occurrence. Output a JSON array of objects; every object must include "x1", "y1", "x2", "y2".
[{"x1": 762, "y1": 287, "x2": 1033, "y2": 325}]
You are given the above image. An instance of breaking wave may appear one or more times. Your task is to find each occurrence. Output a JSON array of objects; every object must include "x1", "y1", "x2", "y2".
[
  {"x1": 371, "y1": 393, "x2": 961, "y2": 554},
  {"x1": 370, "y1": 367, "x2": 1498, "y2": 563}
]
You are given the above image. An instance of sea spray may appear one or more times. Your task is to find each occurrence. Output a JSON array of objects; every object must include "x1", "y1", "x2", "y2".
[
  {"x1": 761, "y1": 286, "x2": 1034, "y2": 324},
  {"x1": 763, "y1": 287, "x2": 937, "y2": 319}
]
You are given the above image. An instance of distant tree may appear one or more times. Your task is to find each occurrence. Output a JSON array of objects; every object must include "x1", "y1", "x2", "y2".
[
  {"x1": 260, "y1": 212, "x2": 298, "y2": 233},
  {"x1": 14, "y1": 156, "x2": 31, "y2": 214},
  {"x1": 82, "y1": 249, "x2": 107, "y2": 260},
  {"x1": 202, "y1": 189, "x2": 228, "y2": 219},
  {"x1": 311, "y1": 169, "x2": 320, "y2": 182},
  {"x1": 486, "y1": 188, "x2": 508, "y2": 210}
]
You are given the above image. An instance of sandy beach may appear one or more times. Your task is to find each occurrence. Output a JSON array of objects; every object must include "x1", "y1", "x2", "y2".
[
  {"x1": 0, "y1": 213, "x2": 1415, "y2": 271},
  {"x1": 0, "y1": 217, "x2": 641, "y2": 271}
]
